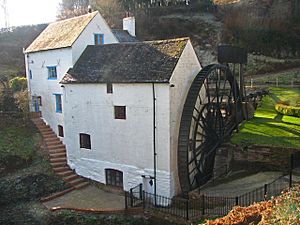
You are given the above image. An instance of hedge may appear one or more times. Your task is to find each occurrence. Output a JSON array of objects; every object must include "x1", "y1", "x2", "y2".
[{"x1": 275, "y1": 104, "x2": 300, "y2": 117}]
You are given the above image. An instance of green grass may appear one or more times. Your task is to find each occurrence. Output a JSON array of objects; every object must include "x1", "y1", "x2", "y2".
[
  {"x1": 0, "y1": 119, "x2": 40, "y2": 167},
  {"x1": 231, "y1": 87, "x2": 300, "y2": 148}
]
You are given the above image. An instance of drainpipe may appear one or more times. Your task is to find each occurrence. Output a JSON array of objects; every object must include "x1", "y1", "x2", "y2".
[{"x1": 152, "y1": 83, "x2": 157, "y2": 205}]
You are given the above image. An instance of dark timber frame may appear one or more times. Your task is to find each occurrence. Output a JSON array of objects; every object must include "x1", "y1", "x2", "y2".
[{"x1": 177, "y1": 64, "x2": 243, "y2": 194}]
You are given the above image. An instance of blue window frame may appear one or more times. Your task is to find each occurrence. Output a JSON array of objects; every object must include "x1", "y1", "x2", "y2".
[
  {"x1": 94, "y1": 34, "x2": 104, "y2": 45},
  {"x1": 29, "y1": 70, "x2": 32, "y2": 79},
  {"x1": 47, "y1": 66, "x2": 57, "y2": 79},
  {"x1": 54, "y1": 94, "x2": 62, "y2": 113}
]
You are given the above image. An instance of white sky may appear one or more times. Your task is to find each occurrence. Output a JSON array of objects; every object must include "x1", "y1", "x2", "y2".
[{"x1": 0, "y1": 0, "x2": 62, "y2": 28}]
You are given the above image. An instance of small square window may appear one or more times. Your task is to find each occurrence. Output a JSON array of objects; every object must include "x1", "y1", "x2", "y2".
[
  {"x1": 80, "y1": 133, "x2": 91, "y2": 149},
  {"x1": 94, "y1": 34, "x2": 104, "y2": 45},
  {"x1": 58, "y1": 125, "x2": 64, "y2": 137},
  {"x1": 47, "y1": 66, "x2": 57, "y2": 79},
  {"x1": 114, "y1": 106, "x2": 126, "y2": 120},
  {"x1": 107, "y1": 83, "x2": 113, "y2": 94}
]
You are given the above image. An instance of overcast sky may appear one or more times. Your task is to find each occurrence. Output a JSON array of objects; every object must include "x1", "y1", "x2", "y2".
[{"x1": 0, "y1": 0, "x2": 61, "y2": 28}]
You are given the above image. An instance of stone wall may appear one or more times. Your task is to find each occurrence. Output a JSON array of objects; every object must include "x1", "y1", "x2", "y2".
[{"x1": 230, "y1": 144, "x2": 300, "y2": 172}]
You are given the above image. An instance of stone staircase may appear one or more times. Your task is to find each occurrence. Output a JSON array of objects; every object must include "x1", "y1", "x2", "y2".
[{"x1": 32, "y1": 117, "x2": 89, "y2": 189}]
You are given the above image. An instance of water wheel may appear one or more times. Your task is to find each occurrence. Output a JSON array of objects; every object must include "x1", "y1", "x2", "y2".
[{"x1": 177, "y1": 64, "x2": 243, "y2": 194}]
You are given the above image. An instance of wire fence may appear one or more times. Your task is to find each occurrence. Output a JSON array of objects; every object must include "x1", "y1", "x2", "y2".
[{"x1": 125, "y1": 153, "x2": 300, "y2": 221}]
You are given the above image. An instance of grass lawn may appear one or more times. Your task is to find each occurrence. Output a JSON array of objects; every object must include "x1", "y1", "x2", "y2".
[
  {"x1": 0, "y1": 117, "x2": 40, "y2": 170},
  {"x1": 231, "y1": 87, "x2": 300, "y2": 148}
]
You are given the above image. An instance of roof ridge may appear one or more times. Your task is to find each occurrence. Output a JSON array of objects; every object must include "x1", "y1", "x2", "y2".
[{"x1": 52, "y1": 11, "x2": 98, "y2": 25}]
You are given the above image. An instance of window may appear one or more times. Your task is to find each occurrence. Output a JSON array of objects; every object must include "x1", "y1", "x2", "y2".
[
  {"x1": 58, "y1": 125, "x2": 64, "y2": 137},
  {"x1": 29, "y1": 70, "x2": 32, "y2": 79},
  {"x1": 114, "y1": 106, "x2": 126, "y2": 119},
  {"x1": 107, "y1": 83, "x2": 113, "y2": 94},
  {"x1": 94, "y1": 34, "x2": 104, "y2": 45},
  {"x1": 105, "y1": 169, "x2": 123, "y2": 188},
  {"x1": 37, "y1": 96, "x2": 42, "y2": 106},
  {"x1": 54, "y1": 94, "x2": 62, "y2": 113},
  {"x1": 80, "y1": 133, "x2": 91, "y2": 149},
  {"x1": 47, "y1": 66, "x2": 57, "y2": 79}
]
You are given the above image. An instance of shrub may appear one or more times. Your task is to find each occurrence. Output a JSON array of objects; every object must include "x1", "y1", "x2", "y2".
[
  {"x1": 9, "y1": 77, "x2": 27, "y2": 92},
  {"x1": 275, "y1": 104, "x2": 300, "y2": 117}
]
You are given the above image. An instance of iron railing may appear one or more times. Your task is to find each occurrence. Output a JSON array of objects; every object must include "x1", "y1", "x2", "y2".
[{"x1": 125, "y1": 154, "x2": 299, "y2": 220}]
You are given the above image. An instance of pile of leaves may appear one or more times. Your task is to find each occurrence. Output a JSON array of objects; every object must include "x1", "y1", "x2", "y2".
[{"x1": 201, "y1": 185, "x2": 300, "y2": 225}]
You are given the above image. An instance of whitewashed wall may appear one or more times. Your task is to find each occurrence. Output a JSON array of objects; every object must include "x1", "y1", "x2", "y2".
[
  {"x1": 26, "y1": 12, "x2": 120, "y2": 136},
  {"x1": 72, "y1": 12, "x2": 119, "y2": 64},
  {"x1": 169, "y1": 40, "x2": 202, "y2": 196},
  {"x1": 26, "y1": 48, "x2": 72, "y2": 134},
  {"x1": 63, "y1": 83, "x2": 173, "y2": 197}
]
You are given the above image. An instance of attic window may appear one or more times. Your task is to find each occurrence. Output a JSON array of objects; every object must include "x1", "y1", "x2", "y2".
[
  {"x1": 107, "y1": 83, "x2": 113, "y2": 93},
  {"x1": 94, "y1": 34, "x2": 104, "y2": 45},
  {"x1": 47, "y1": 66, "x2": 57, "y2": 80},
  {"x1": 80, "y1": 133, "x2": 91, "y2": 149},
  {"x1": 114, "y1": 106, "x2": 126, "y2": 120}
]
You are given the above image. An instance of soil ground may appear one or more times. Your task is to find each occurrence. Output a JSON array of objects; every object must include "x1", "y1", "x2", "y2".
[{"x1": 43, "y1": 185, "x2": 125, "y2": 210}]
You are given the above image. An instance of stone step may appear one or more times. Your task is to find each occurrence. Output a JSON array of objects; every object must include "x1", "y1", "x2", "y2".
[
  {"x1": 50, "y1": 157, "x2": 67, "y2": 163},
  {"x1": 50, "y1": 161, "x2": 67, "y2": 168},
  {"x1": 45, "y1": 140, "x2": 61, "y2": 145},
  {"x1": 44, "y1": 136, "x2": 59, "y2": 141},
  {"x1": 38, "y1": 124, "x2": 51, "y2": 129},
  {"x1": 57, "y1": 170, "x2": 74, "y2": 177},
  {"x1": 42, "y1": 133, "x2": 57, "y2": 138},
  {"x1": 74, "y1": 181, "x2": 89, "y2": 189},
  {"x1": 49, "y1": 152, "x2": 66, "y2": 158},
  {"x1": 49, "y1": 149, "x2": 66, "y2": 155},
  {"x1": 69, "y1": 177, "x2": 86, "y2": 186},
  {"x1": 41, "y1": 130, "x2": 55, "y2": 135},
  {"x1": 53, "y1": 166, "x2": 70, "y2": 173},
  {"x1": 48, "y1": 146, "x2": 66, "y2": 152},
  {"x1": 46, "y1": 142, "x2": 65, "y2": 150},
  {"x1": 63, "y1": 174, "x2": 80, "y2": 182}
]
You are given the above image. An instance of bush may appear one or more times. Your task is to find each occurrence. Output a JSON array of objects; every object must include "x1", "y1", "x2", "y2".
[
  {"x1": 275, "y1": 104, "x2": 300, "y2": 117},
  {"x1": 9, "y1": 77, "x2": 27, "y2": 92}
]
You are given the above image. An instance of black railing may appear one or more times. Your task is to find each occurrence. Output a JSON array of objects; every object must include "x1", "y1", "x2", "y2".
[{"x1": 125, "y1": 155, "x2": 299, "y2": 220}]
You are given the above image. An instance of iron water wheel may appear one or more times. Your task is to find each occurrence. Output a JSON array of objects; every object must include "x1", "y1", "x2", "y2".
[{"x1": 177, "y1": 64, "x2": 243, "y2": 194}]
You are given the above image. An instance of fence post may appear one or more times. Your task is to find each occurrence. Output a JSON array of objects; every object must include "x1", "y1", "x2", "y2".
[
  {"x1": 186, "y1": 199, "x2": 189, "y2": 220},
  {"x1": 201, "y1": 195, "x2": 205, "y2": 215},
  {"x1": 264, "y1": 184, "x2": 268, "y2": 200},
  {"x1": 125, "y1": 191, "x2": 128, "y2": 209},
  {"x1": 130, "y1": 188, "x2": 133, "y2": 207},
  {"x1": 139, "y1": 183, "x2": 143, "y2": 200},
  {"x1": 235, "y1": 196, "x2": 239, "y2": 206},
  {"x1": 142, "y1": 190, "x2": 145, "y2": 209}
]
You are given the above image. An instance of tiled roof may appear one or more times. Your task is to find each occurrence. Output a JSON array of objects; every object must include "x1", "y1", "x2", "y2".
[
  {"x1": 61, "y1": 37, "x2": 189, "y2": 84},
  {"x1": 25, "y1": 12, "x2": 98, "y2": 53},
  {"x1": 111, "y1": 29, "x2": 138, "y2": 43}
]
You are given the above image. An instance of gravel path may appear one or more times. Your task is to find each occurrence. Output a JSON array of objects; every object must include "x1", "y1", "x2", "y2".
[{"x1": 199, "y1": 171, "x2": 295, "y2": 197}]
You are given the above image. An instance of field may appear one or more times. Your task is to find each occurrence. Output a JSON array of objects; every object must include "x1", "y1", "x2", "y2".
[{"x1": 231, "y1": 87, "x2": 300, "y2": 148}]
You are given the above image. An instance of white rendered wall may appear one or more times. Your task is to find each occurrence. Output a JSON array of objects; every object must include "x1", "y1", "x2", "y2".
[
  {"x1": 25, "y1": 48, "x2": 72, "y2": 135},
  {"x1": 169, "y1": 40, "x2": 202, "y2": 195},
  {"x1": 25, "y1": 11, "x2": 120, "y2": 136},
  {"x1": 63, "y1": 83, "x2": 173, "y2": 197},
  {"x1": 72, "y1": 12, "x2": 119, "y2": 64}
]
